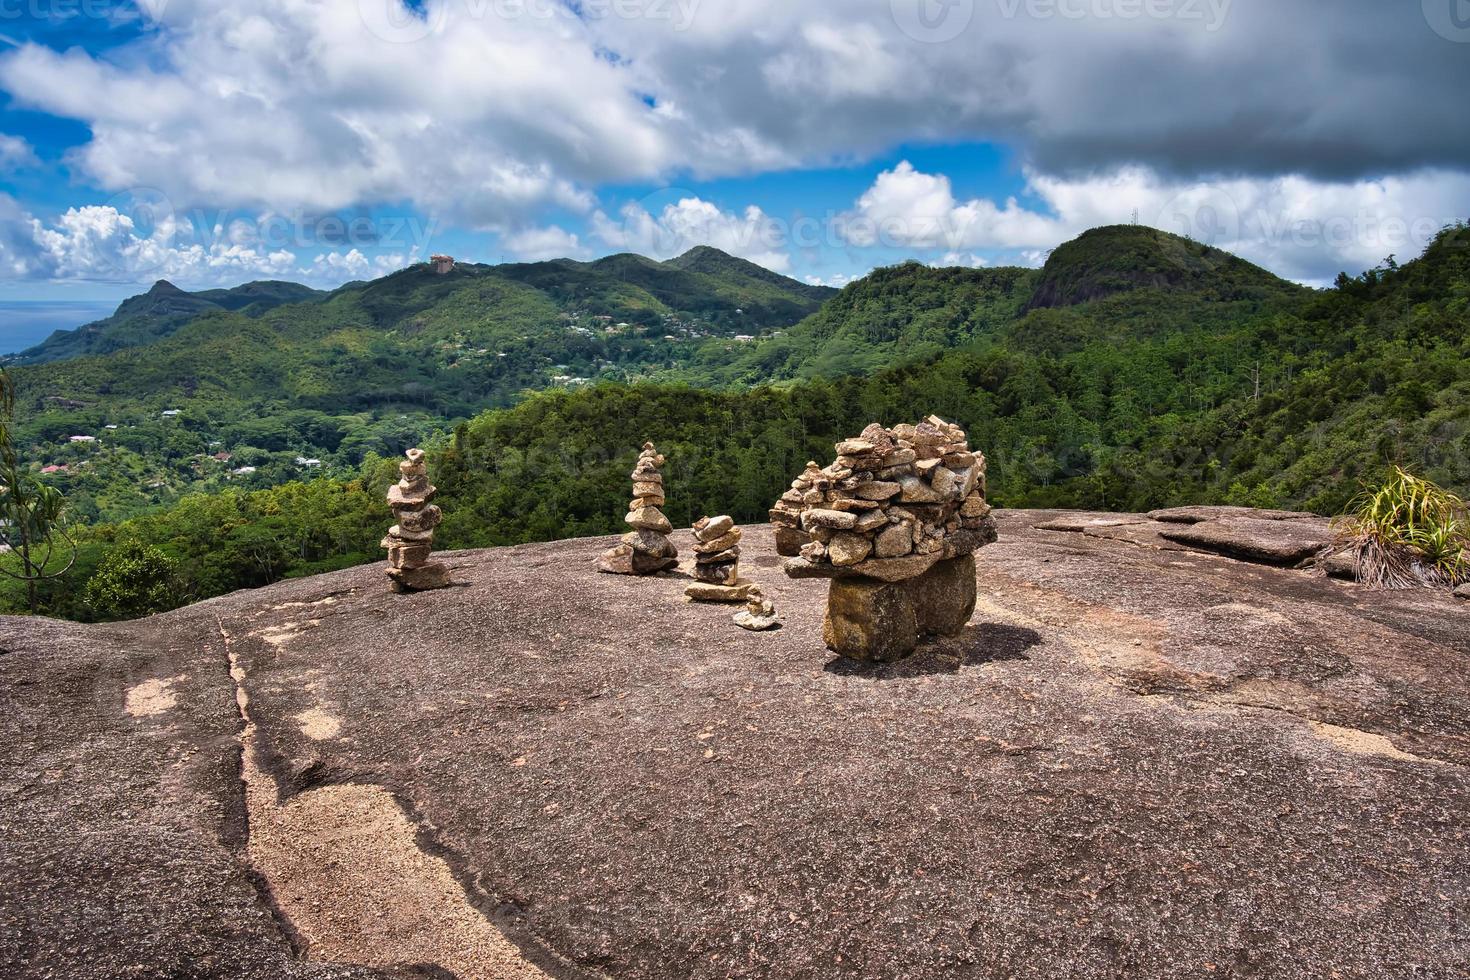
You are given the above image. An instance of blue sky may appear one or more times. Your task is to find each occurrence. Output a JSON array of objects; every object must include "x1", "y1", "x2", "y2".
[{"x1": 1, "y1": 0, "x2": 1468, "y2": 305}]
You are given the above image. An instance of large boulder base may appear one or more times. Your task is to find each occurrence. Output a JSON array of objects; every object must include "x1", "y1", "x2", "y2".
[
  {"x1": 822, "y1": 555, "x2": 978, "y2": 662},
  {"x1": 4, "y1": 515, "x2": 1469, "y2": 980}
]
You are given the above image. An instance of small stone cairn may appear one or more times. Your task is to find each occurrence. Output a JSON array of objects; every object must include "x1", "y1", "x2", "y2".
[
  {"x1": 685, "y1": 515, "x2": 756, "y2": 603},
  {"x1": 598, "y1": 443, "x2": 679, "y2": 575},
  {"x1": 780, "y1": 417, "x2": 997, "y2": 662},
  {"x1": 382, "y1": 448, "x2": 452, "y2": 593},
  {"x1": 733, "y1": 587, "x2": 780, "y2": 631}
]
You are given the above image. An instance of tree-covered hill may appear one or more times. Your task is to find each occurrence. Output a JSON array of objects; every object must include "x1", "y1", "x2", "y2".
[
  {"x1": 6, "y1": 222, "x2": 1467, "y2": 620},
  {"x1": 1023, "y1": 225, "x2": 1297, "y2": 311},
  {"x1": 8, "y1": 279, "x2": 326, "y2": 364},
  {"x1": 0, "y1": 249, "x2": 836, "y2": 521}
]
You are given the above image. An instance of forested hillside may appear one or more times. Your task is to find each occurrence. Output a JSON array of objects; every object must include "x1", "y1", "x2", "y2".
[
  {"x1": 1, "y1": 250, "x2": 834, "y2": 522},
  {"x1": 5, "y1": 223, "x2": 1467, "y2": 620}
]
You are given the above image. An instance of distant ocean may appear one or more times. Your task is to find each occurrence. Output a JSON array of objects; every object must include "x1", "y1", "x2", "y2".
[{"x1": 0, "y1": 301, "x2": 118, "y2": 355}]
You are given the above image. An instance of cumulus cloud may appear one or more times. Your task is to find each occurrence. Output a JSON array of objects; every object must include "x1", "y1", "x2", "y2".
[
  {"x1": 503, "y1": 225, "x2": 589, "y2": 262},
  {"x1": 842, "y1": 162, "x2": 1470, "y2": 284},
  {"x1": 0, "y1": 198, "x2": 413, "y2": 287},
  {"x1": 937, "y1": 253, "x2": 990, "y2": 269},
  {"x1": 590, "y1": 196, "x2": 792, "y2": 272},
  {"x1": 804, "y1": 271, "x2": 868, "y2": 289},
  {"x1": 2, "y1": 0, "x2": 1466, "y2": 232}
]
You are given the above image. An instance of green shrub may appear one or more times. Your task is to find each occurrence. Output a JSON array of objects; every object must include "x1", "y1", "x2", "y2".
[
  {"x1": 83, "y1": 539, "x2": 184, "y2": 621},
  {"x1": 1333, "y1": 466, "x2": 1468, "y2": 588}
]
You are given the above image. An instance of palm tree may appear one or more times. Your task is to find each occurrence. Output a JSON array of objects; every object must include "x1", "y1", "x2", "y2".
[{"x1": 0, "y1": 369, "x2": 77, "y2": 613}]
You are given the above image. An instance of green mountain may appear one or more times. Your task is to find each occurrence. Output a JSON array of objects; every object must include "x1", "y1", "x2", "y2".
[
  {"x1": 1023, "y1": 224, "x2": 1291, "y2": 310},
  {"x1": 10, "y1": 279, "x2": 325, "y2": 364},
  {"x1": 1, "y1": 248, "x2": 835, "y2": 521},
  {"x1": 682, "y1": 225, "x2": 1306, "y2": 383},
  {"x1": 8, "y1": 222, "x2": 1468, "y2": 621}
]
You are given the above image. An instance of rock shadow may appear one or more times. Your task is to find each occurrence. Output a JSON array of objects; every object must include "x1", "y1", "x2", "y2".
[{"x1": 824, "y1": 622, "x2": 1041, "y2": 680}]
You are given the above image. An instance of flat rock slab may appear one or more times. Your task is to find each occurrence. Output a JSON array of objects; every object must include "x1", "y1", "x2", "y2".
[
  {"x1": 1080, "y1": 521, "x2": 1194, "y2": 551},
  {"x1": 1148, "y1": 505, "x2": 1320, "y2": 524},
  {"x1": 4, "y1": 513, "x2": 1470, "y2": 979},
  {"x1": 1159, "y1": 515, "x2": 1336, "y2": 566},
  {"x1": 1031, "y1": 512, "x2": 1151, "y2": 533}
]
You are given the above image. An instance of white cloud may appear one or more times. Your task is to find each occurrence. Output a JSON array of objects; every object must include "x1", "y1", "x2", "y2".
[
  {"x1": 937, "y1": 252, "x2": 989, "y2": 269},
  {"x1": 1, "y1": 0, "x2": 1464, "y2": 236},
  {"x1": 0, "y1": 198, "x2": 414, "y2": 287},
  {"x1": 0, "y1": 133, "x2": 37, "y2": 169},
  {"x1": 590, "y1": 196, "x2": 791, "y2": 272},
  {"x1": 503, "y1": 225, "x2": 588, "y2": 262},
  {"x1": 304, "y1": 248, "x2": 412, "y2": 282},
  {"x1": 842, "y1": 162, "x2": 1470, "y2": 283},
  {"x1": 804, "y1": 271, "x2": 868, "y2": 289}
]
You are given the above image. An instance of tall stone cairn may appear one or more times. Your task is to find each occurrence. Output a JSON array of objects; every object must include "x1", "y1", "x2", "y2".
[
  {"x1": 686, "y1": 516, "x2": 757, "y2": 603},
  {"x1": 598, "y1": 443, "x2": 679, "y2": 575},
  {"x1": 382, "y1": 448, "x2": 451, "y2": 593},
  {"x1": 779, "y1": 417, "x2": 998, "y2": 661}
]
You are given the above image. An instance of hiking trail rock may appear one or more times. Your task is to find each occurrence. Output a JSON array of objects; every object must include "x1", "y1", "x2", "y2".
[{"x1": 4, "y1": 513, "x2": 1470, "y2": 980}]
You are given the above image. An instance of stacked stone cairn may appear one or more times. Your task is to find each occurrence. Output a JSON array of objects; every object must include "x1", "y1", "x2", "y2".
[
  {"x1": 382, "y1": 448, "x2": 452, "y2": 593},
  {"x1": 686, "y1": 515, "x2": 757, "y2": 603},
  {"x1": 780, "y1": 417, "x2": 997, "y2": 662},
  {"x1": 733, "y1": 587, "x2": 780, "y2": 631},
  {"x1": 598, "y1": 443, "x2": 679, "y2": 575},
  {"x1": 769, "y1": 462, "x2": 824, "y2": 557}
]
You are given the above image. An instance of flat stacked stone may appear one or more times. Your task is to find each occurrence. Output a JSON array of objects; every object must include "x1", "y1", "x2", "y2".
[
  {"x1": 598, "y1": 443, "x2": 679, "y2": 575},
  {"x1": 778, "y1": 417, "x2": 998, "y2": 661},
  {"x1": 769, "y1": 461, "x2": 823, "y2": 557},
  {"x1": 733, "y1": 587, "x2": 780, "y2": 632},
  {"x1": 382, "y1": 448, "x2": 451, "y2": 593},
  {"x1": 685, "y1": 515, "x2": 757, "y2": 603}
]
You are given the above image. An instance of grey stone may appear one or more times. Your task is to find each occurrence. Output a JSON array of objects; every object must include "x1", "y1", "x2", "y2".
[
  {"x1": 827, "y1": 532, "x2": 873, "y2": 567},
  {"x1": 802, "y1": 509, "x2": 858, "y2": 531},
  {"x1": 897, "y1": 476, "x2": 944, "y2": 504},
  {"x1": 874, "y1": 523, "x2": 914, "y2": 559},
  {"x1": 388, "y1": 562, "x2": 452, "y2": 593},
  {"x1": 694, "y1": 515, "x2": 735, "y2": 542},
  {"x1": 912, "y1": 555, "x2": 977, "y2": 636},
  {"x1": 823, "y1": 577, "x2": 919, "y2": 663},
  {"x1": 625, "y1": 506, "x2": 673, "y2": 534},
  {"x1": 856, "y1": 481, "x2": 902, "y2": 501},
  {"x1": 774, "y1": 526, "x2": 809, "y2": 557}
]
